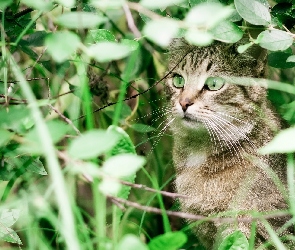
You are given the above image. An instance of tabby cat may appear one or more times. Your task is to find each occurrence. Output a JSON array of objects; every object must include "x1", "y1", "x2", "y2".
[{"x1": 166, "y1": 38, "x2": 291, "y2": 249}]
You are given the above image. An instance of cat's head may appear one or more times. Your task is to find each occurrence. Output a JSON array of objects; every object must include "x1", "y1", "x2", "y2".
[{"x1": 166, "y1": 38, "x2": 268, "y2": 146}]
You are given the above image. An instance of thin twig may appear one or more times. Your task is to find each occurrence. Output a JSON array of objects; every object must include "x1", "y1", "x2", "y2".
[
  {"x1": 57, "y1": 150, "x2": 186, "y2": 199},
  {"x1": 120, "y1": 180, "x2": 188, "y2": 199},
  {"x1": 123, "y1": 3, "x2": 141, "y2": 38},
  {"x1": 108, "y1": 196, "x2": 126, "y2": 211},
  {"x1": 48, "y1": 104, "x2": 81, "y2": 135},
  {"x1": 0, "y1": 77, "x2": 49, "y2": 83},
  {"x1": 127, "y1": 2, "x2": 163, "y2": 20},
  {"x1": 0, "y1": 94, "x2": 27, "y2": 103},
  {"x1": 108, "y1": 196, "x2": 291, "y2": 223}
]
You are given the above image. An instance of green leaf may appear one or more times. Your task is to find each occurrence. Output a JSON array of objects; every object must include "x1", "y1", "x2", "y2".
[
  {"x1": 4, "y1": 156, "x2": 48, "y2": 176},
  {"x1": 68, "y1": 129, "x2": 120, "y2": 159},
  {"x1": 189, "y1": 0, "x2": 221, "y2": 6},
  {"x1": 257, "y1": 29, "x2": 293, "y2": 51},
  {"x1": 211, "y1": 21, "x2": 243, "y2": 43},
  {"x1": 237, "y1": 42, "x2": 253, "y2": 53},
  {"x1": 0, "y1": 0, "x2": 13, "y2": 10},
  {"x1": 45, "y1": 31, "x2": 80, "y2": 63},
  {"x1": 102, "y1": 154, "x2": 145, "y2": 178},
  {"x1": 27, "y1": 120, "x2": 70, "y2": 144},
  {"x1": 131, "y1": 124, "x2": 155, "y2": 133},
  {"x1": 121, "y1": 39, "x2": 139, "y2": 51},
  {"x1": 23, "y1": 31, "x2": 47, "y2": 47},
  {"x1": 88, "y1": 42, "x2": 134, "y2": 62},
  {"x1": 99, "y1": 179, "x2": 122, "y2": 196},
  {"x1": 286, "y1": 55, "x2": 295, "y2": 63},
  {"x1": 117, "y1": 234, "x2": 148, "y2": 250},
  {"x1": 0, "y1": 209, "x2": 22, "y2": 245},
  {"x1": 140, "y1": 0, "x2": 186, "y2": 10},
  {"x1": 185, "y1": 2, "x2": 233, "y2": 28},
  {"x1": 148, "y1": 231, "x2": 187, "y2": 250},
  {"x1": 185, "y1": 29, "x2": 213, "y2": 46},
  {"x1": 0, "y1": 209, "x2": 20, "y2": 227},
  {"x1": 99, "y1": 127, "x2": 144, "y2": 199},
  {"x1": 234, "y1": 0, "x2": 270, "y2": 25},
  {"x1": 90, "y1": 0, "x2": 124, "y2": 9},
  {"x1": 56, "y1": 12, "x2": 106, "y2": 29},
  {"x1": 260, "y1": 127, "x2": 295, "y2": 154},
  {"x1": 55, "y1": 0, "x2": 75, "y2": 8},
  {"x1": 218, "y1": 230, "x2": 249, "y2": 250},
  {"x1": 228, "y1": 9, "x2": 242, "y2": 22},
  {"x1": 106, "y1": 126, "x2": 137, "y2": 214},
  {"x1": 0, "y1": 227, "x2": 22, "y2": 245},
  {"x1": 20, "y1": 120, "x2": 71, "y2": 154},
  {"x1": 0, "y1": 106, "x2": 31, "y2": 132},
  {"x1": 0, "y1": 129, "x2": 14, "y2": 147},
  {"x1": 21, "y1": 0, "x2": 53, "y2": 11},
  {"x1": 88, "y1": 29, "x2": 116, "y2": 44},
  {"x1": 26, "y1": 157, "x2": 47, "y2": 175},
  {"x1": 143, "y1": 18, "x2": 179, "y2": 47},
  {"x1": 107, "y1": 125, "x2": 136, "y2": 155},
  {"x1": 268, "y1": 51, "x2": 295, "y2": 68}
]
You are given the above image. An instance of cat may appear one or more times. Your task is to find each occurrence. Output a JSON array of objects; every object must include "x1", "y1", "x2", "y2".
[{"x1": 165, "y1": 38, "x2": 291, "y2": 249}]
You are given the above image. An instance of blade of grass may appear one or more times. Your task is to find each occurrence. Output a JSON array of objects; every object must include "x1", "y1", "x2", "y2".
[
  {"x1": 1, "y1": 11, "x2": 8, "y2": 103},
  {"x1": 138, "y1": 167, "x2": 174, "y2": 235},
  {"x1": 260, "y1": 220, "x2": 287, "y2": 250},
  {"x1": 248, "y1": 220, "x2": 257, "y2": 250},
  {"x1": 287, "y1": 153, "x2": 295, "y2": 233},
  {"x1": 112, "y1": 48, "x2": 139, "y2": 126},
  {"x1": 151, "y1": 174, "x2": 171, "y2": 233},
  {"x1": 111, "y1": 49, "x2": 140, "y2": 246},
  {"x1": 75, "y1": 56, "x2": 94, "y2": 130},
  {"x1": 93, "y1": 179, "x2": 107, "y2": 250}
]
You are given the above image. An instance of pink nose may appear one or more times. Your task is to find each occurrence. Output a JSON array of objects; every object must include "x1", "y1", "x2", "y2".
[{"x1": 180, "y1": 98, "x2": 193, "y2": 112}]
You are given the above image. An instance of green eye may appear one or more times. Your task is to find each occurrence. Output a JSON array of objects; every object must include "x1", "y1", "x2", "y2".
[
  {"x1": 172, "y1": 74, "x2": 185, "y2": 88},
  {"x1": 204, "y1": 77, "x2": 225, "y2": 91}
]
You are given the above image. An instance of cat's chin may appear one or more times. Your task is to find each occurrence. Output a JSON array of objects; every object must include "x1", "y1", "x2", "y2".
[{"x1": 181, "y1": 117, "x2": 204, "y2": 130}]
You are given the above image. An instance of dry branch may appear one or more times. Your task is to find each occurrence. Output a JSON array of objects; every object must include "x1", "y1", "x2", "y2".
[{"x1": 108, "y1": 195, "x2": 291, "y2": 224}]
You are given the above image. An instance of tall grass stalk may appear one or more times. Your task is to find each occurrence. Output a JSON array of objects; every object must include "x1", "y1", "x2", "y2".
[
  {"x1": 260, "y1": 220, "x2": 286, "y2": 250},
  {"x1": 287, "y1": 153, "x2": 295, "y2": 232},
  {"x1": 1, "y1": 12, "x2": 8, "y2": 103},
  {"x1": 9, "y1": 53, "x2": 80, "y2": 250}
]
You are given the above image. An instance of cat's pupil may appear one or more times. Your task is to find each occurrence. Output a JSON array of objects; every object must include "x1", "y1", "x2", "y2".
[{"x1": 173, "y1": 74, "x2": 185, "y2": 88}]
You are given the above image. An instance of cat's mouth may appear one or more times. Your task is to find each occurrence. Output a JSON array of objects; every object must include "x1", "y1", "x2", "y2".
[
  {"x1": 183, "y1": 116, "x2": 193, "y2": 122},
  {"x1": 182, "y1": 114, "x2": 201, "y2": 124}
]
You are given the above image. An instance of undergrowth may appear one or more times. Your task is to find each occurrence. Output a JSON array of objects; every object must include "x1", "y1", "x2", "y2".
[{"x1": 0, "y1": 0, "x2": 295, "y2": 249}]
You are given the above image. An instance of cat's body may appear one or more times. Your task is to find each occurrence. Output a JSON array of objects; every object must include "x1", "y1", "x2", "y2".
[{"x1": 166, "y1": 39, "x2": 290, "y2": 248}]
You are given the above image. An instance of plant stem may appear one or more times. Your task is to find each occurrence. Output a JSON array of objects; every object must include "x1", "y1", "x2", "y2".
[
  {"x1": 1, "y1": 11, "x2": 8, "y2": 103},
  {"x1": 287, "y1": 153, "x2": 295, "y2": 232},
  {"x1": 93, "y1": 179, "x2": 106, "y2": 249},
  {"x1": 112, "y1": 49, "x2": 139, "y2": 126}
]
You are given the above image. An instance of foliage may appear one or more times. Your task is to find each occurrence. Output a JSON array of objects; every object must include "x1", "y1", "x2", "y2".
[{"x1": 0, "y1": 0, "x2": 294, "y2": 249}]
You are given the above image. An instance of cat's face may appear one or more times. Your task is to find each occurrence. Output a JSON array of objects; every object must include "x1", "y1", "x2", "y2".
[{"x1": 166, "y1": 39, "x2": 267, "y2": 147}]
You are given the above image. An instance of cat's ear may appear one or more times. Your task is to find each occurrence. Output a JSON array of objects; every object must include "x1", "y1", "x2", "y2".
[
  {"x1": 232, "y1": 38, "x2": 267, "y2": 77},
  {"x1": 248, "y1": 44, "x2": 267, "y2": 77},
  {"x1": 169, "y1": 38, "x2": 190, "y2": 51},
  {"x1": 244, "y1": 43, "x2": 267, "y2": 77},
  {"x1": 168, "y1": 38, "x2": 193, "y2": 68}
]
